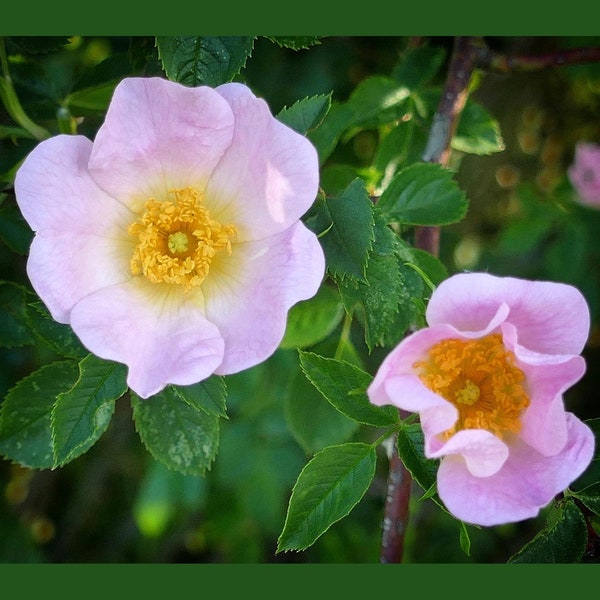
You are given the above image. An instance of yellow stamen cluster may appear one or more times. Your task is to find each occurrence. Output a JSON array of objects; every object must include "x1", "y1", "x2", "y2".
[
  {"x1": 128, "y1": 187, "x2": 237, "y2": 292},
  {"x1": 414, "y1": 334, "x2": 530, "y2": 439}
]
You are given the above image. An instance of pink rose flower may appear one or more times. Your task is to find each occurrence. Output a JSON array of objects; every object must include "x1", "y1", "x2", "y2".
[
  {"x1": 15, "y1": 77, "x2": 325, "y2": 398},
  {"x1": 368, "y1": 272, "x2": 595, "y2": 526},
  {"x1": 568, "y1": 142, "x2": 600, "y2": 207}
]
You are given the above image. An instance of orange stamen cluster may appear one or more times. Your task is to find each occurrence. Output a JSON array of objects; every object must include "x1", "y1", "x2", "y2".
[
  {"x1": 128, "y1": 187, "x2": 237, "y2": 292},
  {"x1": 414, "y1": 334, "x2": 530, "y2": 439}
]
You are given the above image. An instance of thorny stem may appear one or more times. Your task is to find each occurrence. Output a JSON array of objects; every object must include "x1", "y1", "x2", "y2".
[{"x1": 379, "y1": 35, "x2": 600, "y2": 564}]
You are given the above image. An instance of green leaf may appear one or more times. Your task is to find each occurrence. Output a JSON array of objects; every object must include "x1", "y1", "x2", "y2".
[
  {"x1": 277, "y1": 442, "x2": 377, "y2": 552},
  {"x1": 277, "y1": 93, "x2": 332, "y2": 135},
  {"x1": 508, "y1": 500, "x2": 588, "y2": 563},
  {"x1": 25, "y1": 300, "x2": 87, "y2": 359},
  {"x1": 452, "y1": 100, "x2": 505, "y2": 155},
  {"x1": 284, "y1": 370, "x2": 359, "y2": 455},
  {"x1": 391, "y1": 45, "x2": 447, "y2": 90},
  {"x1": 299, "y1": 351, "x2": 398, "y2": 427},
  {"x1": 51, "y1": 355, "x2": 128, "y2": 467},
  {"x1": 409, "y1": 247, "x2": 449, "y2": 288},
  {"x1": 169, "y1": 376, "x2": 227, "y2": 418},
  {"x1": 0, "y1": 281, "x2": 35, "y2": 348},
  {"x1": 132, "y1": 387, "x2": 220, "y2": 476},
  {"x1": 396, "y1": 423, "x2": 439, "y2": 495},
  {"x1": 308, "y1": 178, "x2": 375, "y2": 281},
  {"x1": 459, "y1": 521, "x2": 472, "y2": 557},
  {"x1": 572, "y1": 482, "x2": 600, "y2": 515},
  {"x1": 265, "y1": 36, "x2": 322, "y2": 50},
  {"x1": 0, "y1": 361, "x2": 79, "y2": 469},
  {"x1": 337, "y1": 211, "x2": 424, "y2": 349},
  {"x1": 280, "y1": 285, "x2": 344, "y2": 350},
  {"x1": 157, "y1": 36, "x2": 255, "y2": 87},
  {"x1": 374, "y1": 115, "x2": 429, "y2": 177},
  {"x1": 378, "y1": 162, "x2": 469, "y2": 226},
  {"x1": 0, "y1": 199, "x2": 33, "y2": 254}
]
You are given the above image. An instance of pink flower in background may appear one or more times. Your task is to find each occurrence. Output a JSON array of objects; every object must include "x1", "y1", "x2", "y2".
[
  {"x1": 568, "y1": 142, "x2": 600, "y2": 207},
  {"x1": 368, "y1": 272, "x2": 595, "y2": 526},
  {"x1": 15, "y1": 77, "x2": 325, "y2": 398}
]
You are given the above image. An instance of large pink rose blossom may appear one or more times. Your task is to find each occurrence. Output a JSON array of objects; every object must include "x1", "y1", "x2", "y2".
[
  {"x1": 15, "y1": 77, "x2": 325, "y2": 398},
  {"x1": 368, "y1": 272, "x2": 595, "y2": 526},
  {"x1": 568, "y1": 142, "x2": 600, "y2": 207}
]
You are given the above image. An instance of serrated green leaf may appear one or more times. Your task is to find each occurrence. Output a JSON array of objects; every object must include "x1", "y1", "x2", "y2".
[
  {"x1": 277, "y1": 93, "x2": 332, "y2": 135},
  {"x1": 277, "y1": 442, "x2": 377, "y2": 552},
  {"x1": 265, "y1": 36, "x2": 322, "y2": 50},
  {"x1": 396, "y1": 423, "x2": 439, "y2": 494},
  {"x1": 0, "y1": 361, "x2": 79, "y2": 469},
  {"x1": 157, "y1": 36, "x2": 255, "y2": 87},
  {"x1": 452, "y1": 100, "x2": 505, "y2": 155},
  {"x1": 51, "y1": 355, "x2": 128, "y2": 467},
  {"x1": 309, "y1": 178, "x2": 375, "y2": 281},
  {"x1": 284, "y1": 370, "x2": 359, "y2": 454},
  {"x1": 0, "y1": 281, "x2": 35, "y2": 348},
  {"x1": 280, "y1": 285, "x2": 343, "y2": 350},
  {"x1": 169, "y1": 376, "x2": 227, "y2": 418},
  {"x1": 378, "y1": 162, "x2": 469, "y2": 226},
  {"x1": 337, "y1": 211, "x2": 423, "y2": 349},
  {"x1": 25, "y1": 300, "x2": 87, "y2": 359},
  {"x1": 408, "y1": 247, "x2": 449, "y2": 288},
  {"x1": 299, "y1": 351, "x2": 398, "y2": 427},
  {"x1": 508, "y1": 500, "x2": 588, "y2": 563},
  {"x1": 132, "y1": 387, "x2": 220, "y2": 476}
]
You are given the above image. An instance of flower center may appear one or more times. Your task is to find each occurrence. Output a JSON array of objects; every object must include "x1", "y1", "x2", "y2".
[
  {"x1": 128, "y1": 187, "x2": 237, "y2": 292},
  {"x1": 414, "y1": 334, "x2": 530, "y2": 439}
]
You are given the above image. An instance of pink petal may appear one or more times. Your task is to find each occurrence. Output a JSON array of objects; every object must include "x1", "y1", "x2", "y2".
[
  {"x1": 427, "y1": 273, "x2": 590, "y2": 355},
  {"x1": 69, "y1": 281, "x2": 225, "y2": 398},
  {"x1": 14, "y1": 135, "x2": 134, "y2": 322},
  {"x1": 429, "y1": 429, "x2": 509, "y2": 477},
  {"x1": 14, "y1": 135, "x2": 132, "y2": 233},
  {"x1": 203, "y1": 221, "x2": 324, "y2": 374},
  {"x1": 568, "y1": 142, "x2": 600, "y2": 205},
  {"x1": 88, "y1": 77, "x2": 235, "y2": 208},
  {"x1": 519, "y1": 356, "x2": 586, "y2": 457},
  {"x1": 436, "y1": 413, "x2": 595, "y2": 526},
  {"x1": 205, "y1": 82, "x2": 320, "y2": 241}
]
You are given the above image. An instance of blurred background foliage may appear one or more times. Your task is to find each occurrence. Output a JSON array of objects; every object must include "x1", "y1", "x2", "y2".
[{"x1": 1, "y1": 36, "x2": 600, "y2": 563}]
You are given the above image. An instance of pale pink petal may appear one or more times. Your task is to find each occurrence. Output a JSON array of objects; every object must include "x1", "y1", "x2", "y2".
[
  {"x1": 14, "y1": 135, "x2": 133, "y2": 233},
  {"x1": 428, "y1": 429, "x2": 509, "y2": 477},
  {"x1": 27, "y1": 234, "x2": 131, "y2": 324},
  {"x1": 520, "y1": 357, "x2": 586, "y2": 458},
  {"x1": 14, "y1": 135, "x2": 134, "y2": 322},
  {"x1": 70, "y1": 281, "x2": 225, "y2": 399},
  {"x1": 427, "y1": 273, "x2": 590, "y2": 355},
  {"x1": 202, "y1": 221, "x2": 324, "y2": 374},
  {"x1": 204, "y1": 82, "x2": 320, "y2": 241},
  {"x1": 88, "y1": 77, "x2": 235, "y2": 209},
  {"x1": 501, "y1": 322, "x2": 586, "y2": 456},
  {"x1": 437, "y1": 413, "x2": 595, "y2": 526}
]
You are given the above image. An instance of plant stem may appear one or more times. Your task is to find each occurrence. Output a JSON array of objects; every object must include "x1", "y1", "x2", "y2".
[{"x1": 379, "y1": 36, "x2": 479, "y2": 564}]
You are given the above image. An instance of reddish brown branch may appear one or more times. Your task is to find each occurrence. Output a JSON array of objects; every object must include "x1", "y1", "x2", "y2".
[{"x1": 476, "y1": 43, "x2": 600, "y2": 73}]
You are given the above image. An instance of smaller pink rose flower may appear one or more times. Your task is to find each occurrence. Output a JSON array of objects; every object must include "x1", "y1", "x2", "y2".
[
  {"x1": 568, "y1": 142, "x2": 600, "y2": 207},
  {"x1": 15, "y1": 77, "x2": 325, "y2": 399},
  {"x1": 368, "y1": 272, "x2": 595, "y2": 526}
]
